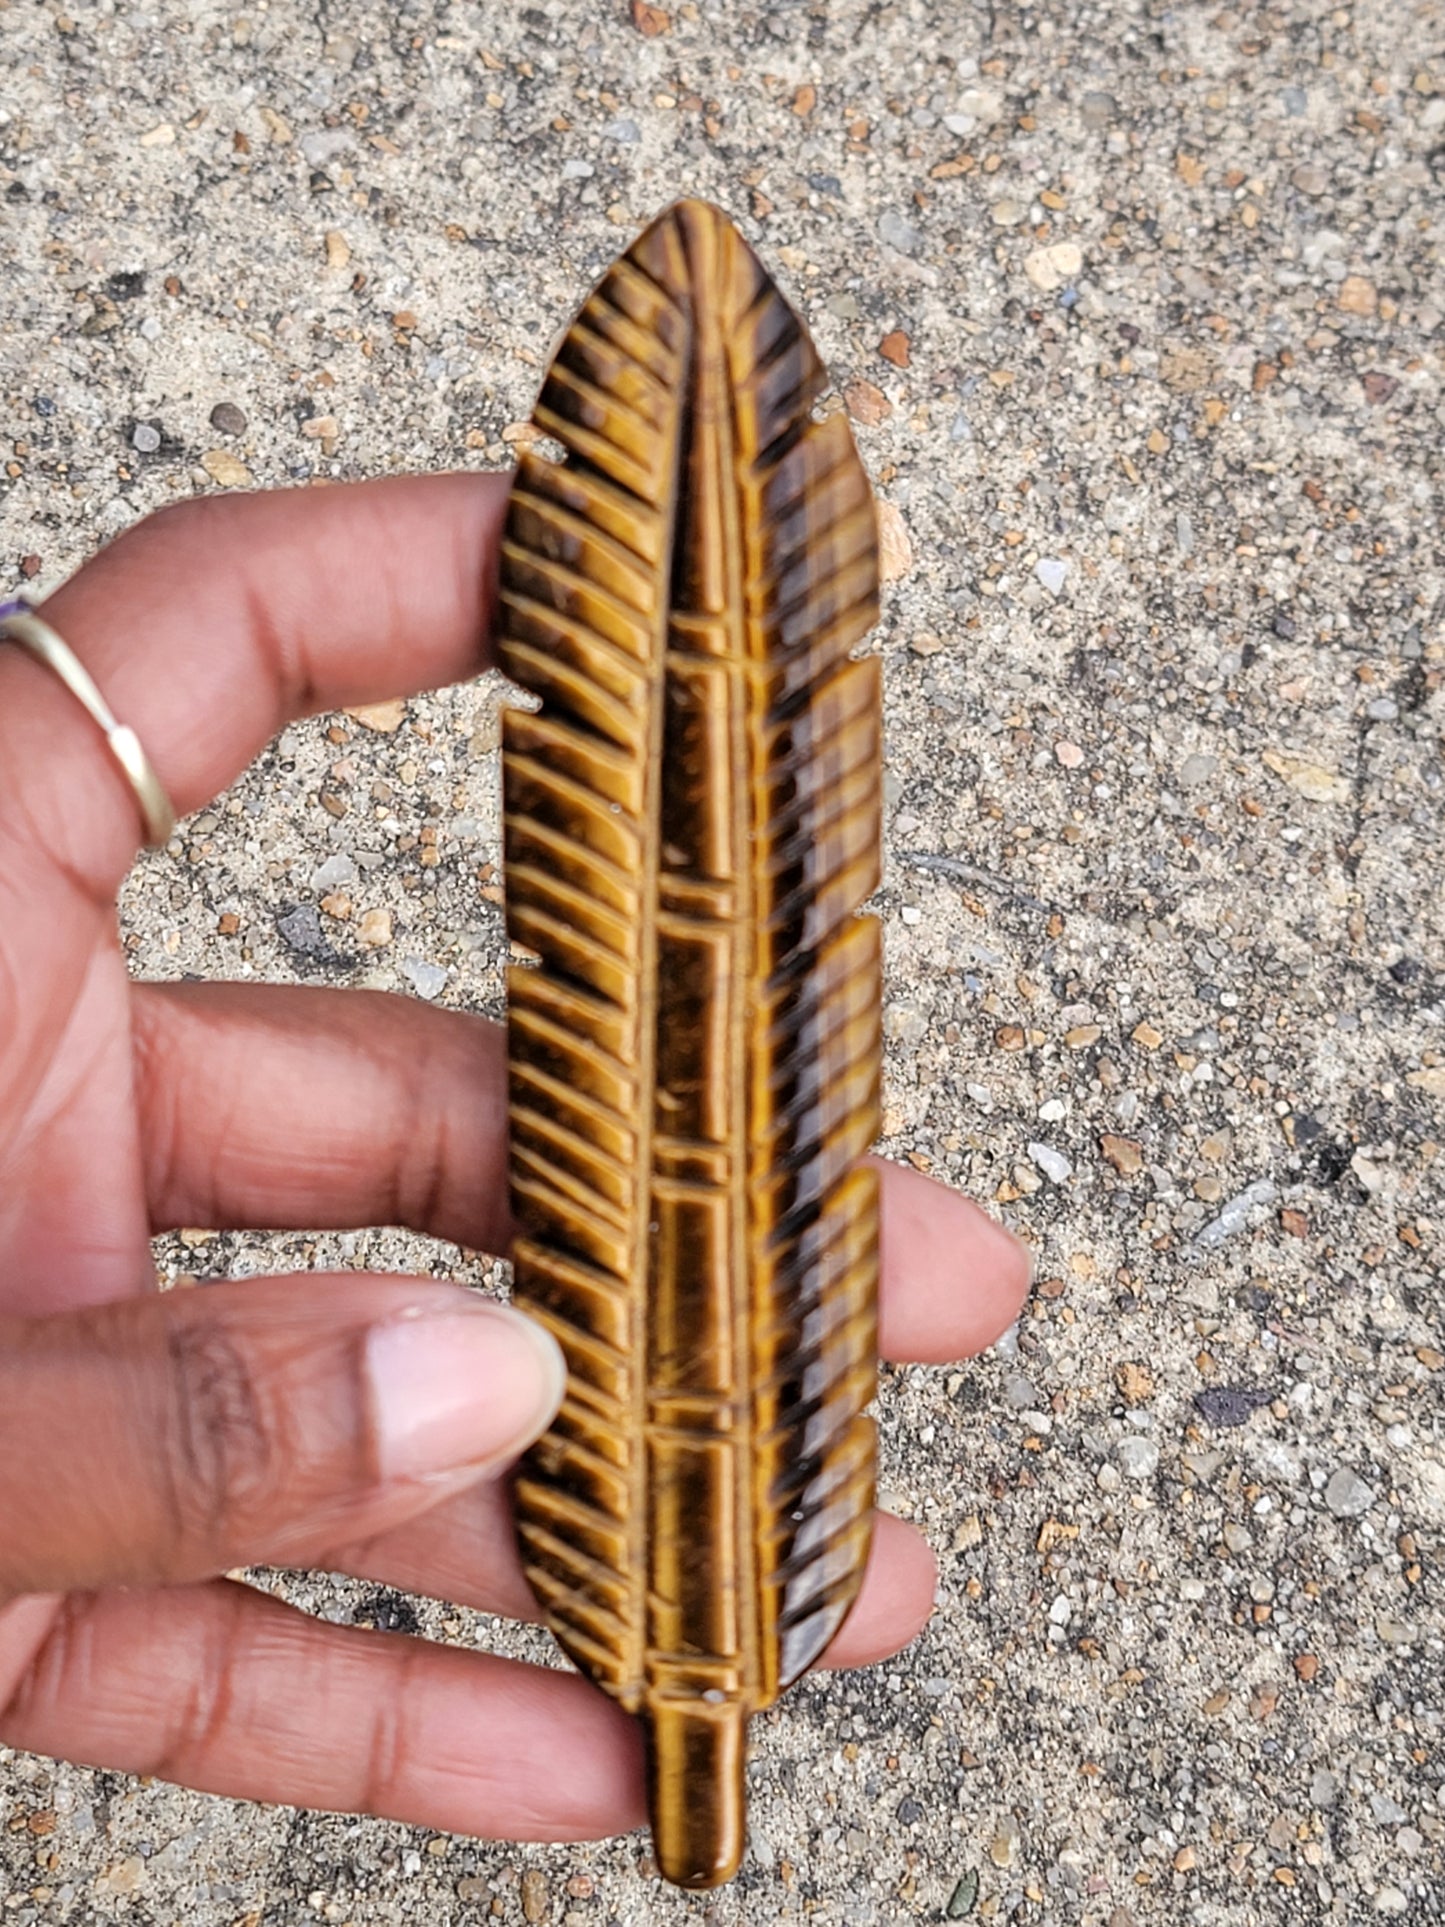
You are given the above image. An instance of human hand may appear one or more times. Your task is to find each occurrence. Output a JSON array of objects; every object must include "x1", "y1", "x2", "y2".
[{"x1": 0, "y1": 477, "x2": 1031, "y2": 1841}]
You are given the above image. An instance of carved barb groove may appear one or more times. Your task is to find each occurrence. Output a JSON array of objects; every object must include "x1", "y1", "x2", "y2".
[{"x1": 500, "y1": 199, "x2": 881, "y2": 1890}]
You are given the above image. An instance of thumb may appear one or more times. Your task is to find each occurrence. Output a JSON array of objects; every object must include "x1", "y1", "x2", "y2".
[{"x1": 0, "y1": 1277, "x2": 566, "y2": 1598}]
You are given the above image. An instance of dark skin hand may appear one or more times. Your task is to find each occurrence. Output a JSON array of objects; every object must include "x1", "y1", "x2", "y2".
[{"x1": 0, "y1": 475, "x2": 1031, "y2": 1841}]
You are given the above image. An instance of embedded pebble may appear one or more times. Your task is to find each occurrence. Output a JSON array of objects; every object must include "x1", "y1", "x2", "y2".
[
  {"x1": 131, "y1": 420, "x2": 161, "y2": 453},
  {"x1": 989, "y1": 1823, "x2": 1020, "y2": 1868},
  {"x1": 1191, "y1": 1179, "x2": 1279, "y2": 1250},
  {"x1": 1325, "y1": 1466, "x2": 1375, "y2": 1519},
  {"x1": 992, "y1": 1323, "x2": 1020, "y2": 1362},
  {"x1": 1100, "y1": 1134, "x2": 1142, "y2": 1175},
  {"x1": 1179, "y1": 752, "x2": 1218, "y2": 789},
  {"x1": 1023, "y1": 242, "x2": 1082, "y2": 292},
  {"x1": 399, "y1": 956, "x2": 447, "y2": 1000},
  {"x1": 345, "y1": 699, "x2": 407, "y2": 732},
  {"x1": 520, "y1": 1869, "x2": 549, "y2": 1922},
  {"x1": 1027, "y1": 1143, "x2": 1073, "y2": 1184},
  {"x1": 276, "y1": 902, "x2": 348, "y2": 965},
  {"x1": 955, "y1": 87, "x2": 1001, "y2": 125},
  {"x1": 884, "y1": 1002, "x2": 927, "y2": 1050},
  {"x1": 1117, "y1": 1437, "x2": 1160, "y2": 1479},
  {"x1": 1003, "y1": 1374, "x2": 1038, "y2": 1412},
  {"x1": 94, "y1": 1858, "x2": 145, "y2": 1898},
  {"x1": 1034, "y1": 557, "x2": 1069, "y2": 595},
  {"x1": 311, "y1": 852, "x2": 358, "y2": 893},
  {"x1": 1261, "y1": 750, "x2": 1349, "y2": 804},
  {"x1": 844, "y1": 378, "x2": 892, "y2": 426},
  {"x1": 945, "y1": 1870, "x2": 979, "y2": 1918},
  {"x1": 876, "y1": 500, "x2": 914, "y2": 580},
  {"x1": 301, "y1": 128, "x2": 352, "y2": 165},
  {"x1": 877, "y1": 210, "x2": 922, "y2": 255},
  {"x1": 200, "y1": 448, "x2": 252, "y2": 488},
  {"x1": 1194, "y1": 1386, "x2": 1271, "y2": 1429}
]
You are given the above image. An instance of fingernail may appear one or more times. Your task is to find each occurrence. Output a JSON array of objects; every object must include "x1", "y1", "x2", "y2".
[{"x1": 366, "y1": 1302, "x2": 567, "y2": 1482}]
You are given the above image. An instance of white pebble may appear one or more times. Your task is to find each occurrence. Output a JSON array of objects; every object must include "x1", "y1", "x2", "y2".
[
  {"x1": 1324, "y1": 1465, "x2": 1375, "y2": 1519},
  {"x1": 878, "y1": 209, "x2": 922, "y2": 255},
  {"x1": 1118, "y1": 1437, "x2": 1160, "y2": 1479},
  {"x1": 400, "y1": 956, "x2": 448, "y2": 1001},
  {"x1": 311, "y1": 852, "x2": 358, "y2": 892},
  {"x1": 1027, "y1": 1142, "x2": 1073, "y2": 1184},
  {"x1": 1192, "y1": 1179, "x2": 1278, "y2": 1251}
]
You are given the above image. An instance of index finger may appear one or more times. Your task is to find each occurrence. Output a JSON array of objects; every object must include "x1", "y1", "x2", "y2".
[{"x1": 0, "y1": 473, "x2": 510, "y2": 901}]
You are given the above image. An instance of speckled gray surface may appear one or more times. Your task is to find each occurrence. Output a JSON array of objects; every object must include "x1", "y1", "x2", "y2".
[{"x1": 2, "y1": 1, "x2": 1444, "y2": 1921}]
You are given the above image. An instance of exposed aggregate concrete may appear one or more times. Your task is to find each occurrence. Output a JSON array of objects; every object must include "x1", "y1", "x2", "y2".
[{"x1": 1, "y1": 1, "x2": 1442, "y2": 1921}]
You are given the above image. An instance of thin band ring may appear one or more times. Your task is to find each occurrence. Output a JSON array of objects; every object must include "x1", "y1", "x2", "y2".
[{"x1": 0, "y1": 597, "x2": 177, "y2": 848}]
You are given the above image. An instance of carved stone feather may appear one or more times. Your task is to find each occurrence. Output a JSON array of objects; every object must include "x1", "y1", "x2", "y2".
[{"x1": 499, "y1": 198, "x2": 881, "y2": 1889}]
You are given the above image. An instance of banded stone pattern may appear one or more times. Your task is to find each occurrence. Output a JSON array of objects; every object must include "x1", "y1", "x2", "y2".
[{"x1": 499, "y1": 199, "x2": 881, "y2": 1890}]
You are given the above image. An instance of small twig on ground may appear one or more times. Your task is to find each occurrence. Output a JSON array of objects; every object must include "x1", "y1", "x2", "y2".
[{"x1": 904, "y1": 852, "x2": 1058, "y2": 916}]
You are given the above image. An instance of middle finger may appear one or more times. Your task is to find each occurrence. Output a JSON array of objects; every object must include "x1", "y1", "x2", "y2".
[{"x1": 135, "y1": 980, "x2": 1032, "y2": 1361}]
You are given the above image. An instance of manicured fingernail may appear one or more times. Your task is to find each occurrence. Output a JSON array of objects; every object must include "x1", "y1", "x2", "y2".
[{"x1": 366, "y1": 1302, "x2": 567, "y2": 1482}]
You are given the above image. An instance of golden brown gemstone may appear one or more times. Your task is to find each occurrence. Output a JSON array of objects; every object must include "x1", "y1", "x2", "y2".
[{"x1": 499, "y1": 198, "x2": 881, "y2": 1890}]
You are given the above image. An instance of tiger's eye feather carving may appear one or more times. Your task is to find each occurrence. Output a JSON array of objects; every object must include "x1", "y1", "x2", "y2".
[{"x1": 499, "y1": 199, "x2": 881, "y2": 1889}]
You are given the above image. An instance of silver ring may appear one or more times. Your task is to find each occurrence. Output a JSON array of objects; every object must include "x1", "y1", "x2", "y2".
[{"x1": 0, "y1": 597, "x2": 177, "y2": 848}]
